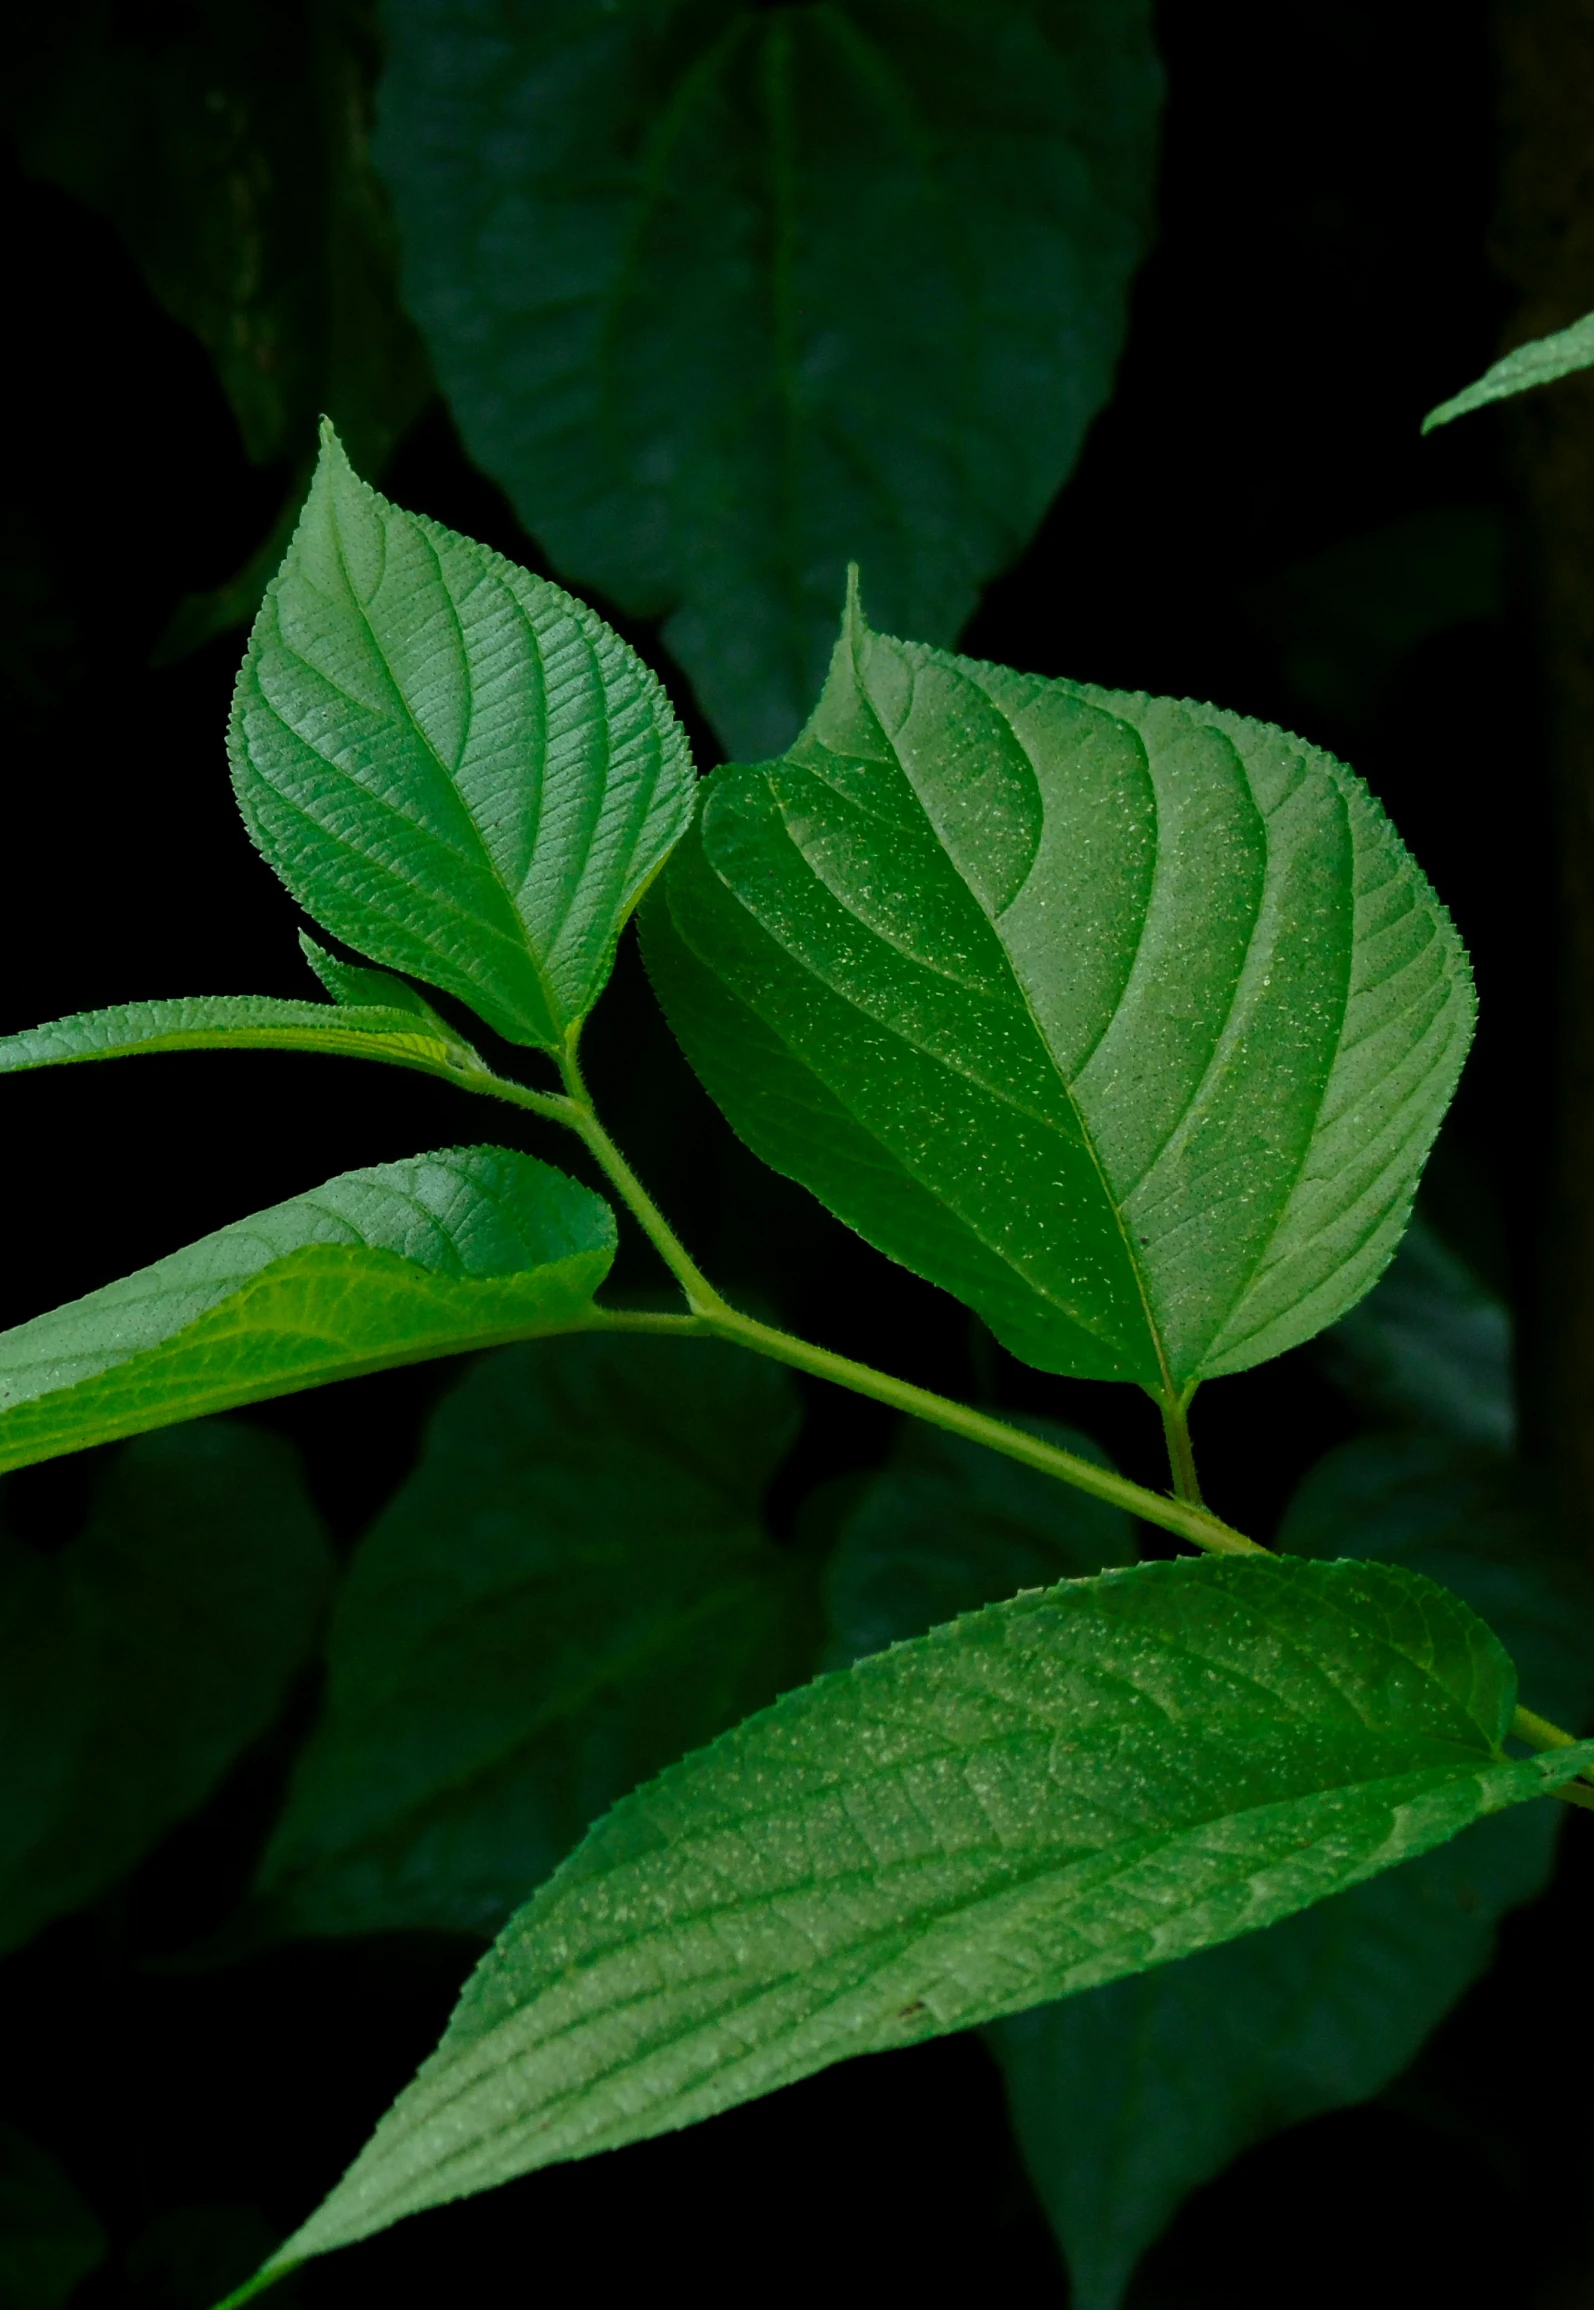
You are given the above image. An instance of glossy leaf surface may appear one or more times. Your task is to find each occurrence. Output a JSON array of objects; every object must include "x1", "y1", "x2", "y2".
[
  {"x1": 646, "y1": 595, "x2": 1473, "y2": 1389},
  {"x1": 988, "y1": 1432, "x2": 1594, "y2": 2310},
  {"x1": 259, "y1": 1337, "x2": 817, "y2": 1937},
  {"x1": 0, "y1": 1424, "x2": 329, "y2": 1954},
  {"x1": 229, "y1": 429, "x2": 696, "y2": 1050},
  {"x1": 375, "y1": 0, "x2": 1161, "y2": 754},
  {"x1": 0, "y1": 1148, "x2": 613, "y2": 1474},
  {"x1": 1423, "y1": 309, "x2": 1594, "y2": 431},
  {"x1": 262, "y1": 1555, "x2": 1588, "y2": 2272}
]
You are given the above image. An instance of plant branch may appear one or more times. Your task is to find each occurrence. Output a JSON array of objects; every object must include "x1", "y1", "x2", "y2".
[
  {"x1": 1512, "y1": 1703, "x2": 1594, "y2": 1788},
  {"x1": 1158, "y1": 1392, "x2": 1204, "y2": 1504}
]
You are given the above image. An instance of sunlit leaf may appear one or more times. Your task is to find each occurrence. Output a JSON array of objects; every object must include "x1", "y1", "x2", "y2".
[
  {"x1": 259, "y1": 1336, "x2": 817, "y2": 1937},
  {"x1": 250, "y1": 1554, "x2": 1589, "y2": 2276},
  {"x1": 229, "y1": 429, "x2": 697, "y2": 1051},
  {"x1": 987, "y1": 1431, "x2": 1594, "y2": 2310},
  {"x1": 0, "y1": 1147, "x2": 614, "y2": 1474},
  {"x1": 0, "y1": 1424, "x2": 330, "y2": 1954},
  {"x1": 1423, "y1": 310, "x2": 1594, "y2": 432},
  {"x1": 645, "y1": 589, "x2": 1473, "y2": 1391},
  {"x1": 374, "y1": 0, "x2": 1161, "y2": 754}
]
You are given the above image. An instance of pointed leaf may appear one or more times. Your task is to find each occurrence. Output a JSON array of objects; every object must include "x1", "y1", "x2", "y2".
[
  {"x1": 258, "y1": 1336, "x2": 817, "y2": 1937},
  {"x1": 0, "y1": 992, "x2": 484, "y2": 1090},
  {"x1": 644, "y1": 595, "x2": 1474, "y2": 1390},
  {"x1": 228, "y1": 428, "x2": 697, "y2": 1051},
  {"x1": 1, "y1": 1423, "x2": 330, "y2": 1953},
  {"x1": 824, "y1": 1415, "x2": 1133, "y2": 1664},
  {"x1": 1423, "y1": 310, "x2": 1594, "y2": 432},
  {"x1": 0, "y1": 2127, "x2": 106, "y2": 2310},
  {"x1": 987, "y1": 1432, "x2": 1594, "y2": 2309},
  {"x1": 0, "y1": 1148, "x2": 614, "y2": 1474},
  {"x1": 373, "y1": 0, "x2": 1162, "y2": 754},
  {"x1": 258, "y1": 1555, "x2": 1589, "y2": 2275}
]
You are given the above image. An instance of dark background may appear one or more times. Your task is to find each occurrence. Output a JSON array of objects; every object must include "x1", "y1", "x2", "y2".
[{"x1": 4, "y1": 2, "x2": 1590, "y2": 2303}]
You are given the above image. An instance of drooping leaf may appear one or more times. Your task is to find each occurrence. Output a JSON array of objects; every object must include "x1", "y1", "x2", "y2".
[
  {"x1": 0, "y1": 2127, "x2": 107, "y2": 2310},
  {"x1": 1423, "y1": 310, "x2": 1594, "y2": 432},
  {"x1": 0, "y1": 1423, "x2": 330, "y2": 1954},
  {"x1": 644, "y1": 590, "x2": 1474, "y2": 1393},
  {"x1": 249, "y1": 1554, "x2": 1589, "y2": 2278},
  {"x1": 0, "y1": 1148, "x2": 614, "y2": 1475},
  {"x1": 373, "y1": 0, "x2": 1162, "y2": 755},
  {"x1": 1319, "y1": 1218, "x2": 1514, "y2": 1450},
  {"x1": 5, "y1": 1, "x2": 432, "y2": 651},
  {"x1": 229, "y1": 429, "x2": 697, "y2": 1051},
  {"x1": 986, "y1": 1431, "x2": 1594, "y2": 2310},
  {"x1": 824, "y1": 1414, "x2": 1133, "y2": 1665},
  {"x1": 258, "y1": 1335, "x2": 816, "y2": 1937}
]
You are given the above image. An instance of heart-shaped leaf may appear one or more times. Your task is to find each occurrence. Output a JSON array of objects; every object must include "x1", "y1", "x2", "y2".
[
  {"x1": 247, "y1": 1553, "x2": 1589, "y2": 2279},
  {"x1": 643, "y1": 589, "x2": 1474, "y2": 1393},
  {"x1": 0, "y1": 1147, "x2": 614, "y2": 1474},
  {"x1": 258, "y1": 1335, "x2": 817, "y2": 1938},
  {"x1": 373, "y1": 0, "x2": 1162, "y2": 754},
  {"x1": 0, "y1": 1423, "x2": 330, "y2": 1954},
  {"x1": 228, "y1": 427, "x2": 696, "y2": 1051}
]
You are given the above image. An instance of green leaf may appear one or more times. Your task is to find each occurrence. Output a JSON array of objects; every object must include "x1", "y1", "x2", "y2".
[
  {"x1": 257, "y1": 1335, "x2": 817, "y2": 1937},
  {"x1": 0, "y1": 2127, "x2": 106, "y2": 2310},
  {"x1": 824, "y1": 1414, "x2": 1133, "y2": 1664},
  {"x1": 986, "y1": 1432, "x2": 1594, "y2": 2310},
  {"x1": 1423, "y1": 310, "x2": 1594, "y2": 432},
  {"x1": 0, "y1": 1147, "x2": 614, "y2": 1475},
  {"x1": 644, "y1": 590, "x2": 1474, "y2": 1392},
  {"x1": 5, "y1": 0, "x2": 429, "y2": 473},
  {"x1": 0, "y1": 991, "x2": 483, "y2": 1092},
  {"x1": 0, "y1": 1423, "x2": 330, "y2": 1954},
  {"x1": 374, "y1": 0, "x2": 1162, "y2": 755},
  {"x1": 229, "y1": 428, "x2": 697, "y2": 1051},
  {"x1": 255, "y1": 1554, "x2": 1590, "y2": 2276},
  {"x1": 1320, "y1": 1217, "x2": 1514, "y2": 1451}
]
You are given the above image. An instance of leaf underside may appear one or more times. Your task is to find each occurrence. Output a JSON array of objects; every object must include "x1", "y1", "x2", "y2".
[
  {"x1": 644, "y1": 593, "x2": 1474, "y2": 1391},
  {"x1": 374, "y1": 0, "x2": 1162, "y2": 755},
  {"x1": 258, "y1": 1336, "x2": 817, "y2": 1938},
  {"x1": 228, "y1": 426, "x2": 696, "y2": 1051},
  {"x1": 266, "y1": 1553, "x2": 1589, "y2": 2271},
  {"x1": 0, "y1": 1147, "x2": 614, "y2": 1474}
]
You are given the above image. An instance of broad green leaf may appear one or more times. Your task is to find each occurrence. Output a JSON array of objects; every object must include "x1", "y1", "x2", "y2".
[
  {"x1": 987, "y1": 1432, "x2": 1594, "y2": 2310},
  {"x1": 644, "y1": 592, "x2": 1474, "y2": 1392},
  {"x1": 258, "y1": 1336, "x2": 816, "y2": 1937},
  {"x1": 228, "y1": 429, "x2": 697, "y2": 1052},
  {"x1": 1321, "y1": 1223, "x2": 1514, "y2": 1449},
  {"x1": 374, "y1": 0, "x2": 1162, "y2": 755},
  {"x1": 0, "y1": 1148, "x2": 613, "y2": 1475},
  {"x1": 824, "y1": 1415, "x2": 1133, "y2": 1665},
  {"x1": 0, "y1": 1423, "x2": 330, "y2": 1954},
  {"x1": 254, "y1": 1555, "x2": 1590, "y2": 2276},
  {"x1": 1423, "y1": 310, "x2": 1594, "y2": 432},
  {"x1": 0, "y1": 2127, "x2": 106, "y2": 2309}
]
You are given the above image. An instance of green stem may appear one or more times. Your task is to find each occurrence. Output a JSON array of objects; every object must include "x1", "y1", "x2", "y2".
[
  {"x1": 1513, "y1": 1704, "x2": 1594, "y2": 1789},
  {"x1": 555, "y1": 1042, "x2": 1258, "y2": 1560},
  {"x1": 1158, "y1": 1392, "x2": 1204, "y2": 1504}
]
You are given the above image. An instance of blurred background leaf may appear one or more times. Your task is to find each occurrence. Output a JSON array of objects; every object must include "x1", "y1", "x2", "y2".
[{"x1": 0, "y1": 2127, "x2": 106, "y2": 2310}]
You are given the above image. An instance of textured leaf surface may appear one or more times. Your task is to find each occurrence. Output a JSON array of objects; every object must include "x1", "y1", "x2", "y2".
[
  {"x1": 0, "y1": 1149, "x2": 613, "y2": 1474},
  {"x1": 0, "y1": 1424, "x2": 330, "y2": 1954},
  {"x1": 1320, "y1": 1218, "x2": 1514, "y2": 1450},
  {"x1": 0, "y1": 992, "x2": 482, "y2": 1091},
  {"x1": 1423, "y1": 310, "x2": 1594, "y2": 431},
  {"x1": 645, "y1": 594, "x2": 1474, "y2": 1390},
  {"x1": 264, "y1": 1554, "x2": 1589, "y2": 2271},
  {"x1": 375, "y1": 0, "x2": 1161, "y2": 755},
  {"x1": 0, "y1": 2126, "x2": 107, "y2": 2309},
  {"x1": 229, "y1": 428, "x2": 696, "y2": 1050},
  {"x1": 824, "y1": 1415, "x2": 1133, "y2": 1666},
  {"x1": 988, "y1": 1432, "x2": 1594, "y2": 2310},
  {"x1": 259, "y1": 1336, "x2": 816, "y2": 1937}
]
